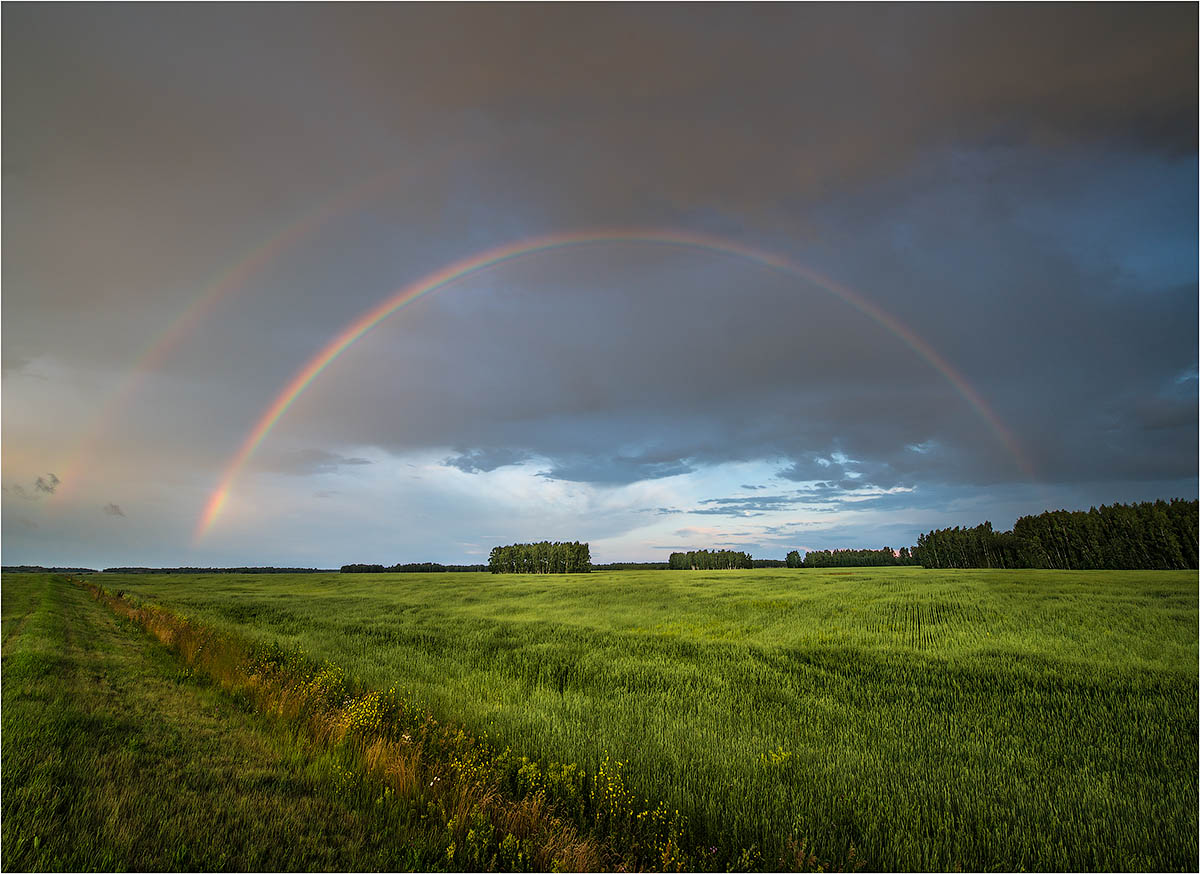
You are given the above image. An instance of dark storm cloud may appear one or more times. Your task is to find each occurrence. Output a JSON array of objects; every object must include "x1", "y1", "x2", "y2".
[
  {"x1": 3, "y1": 5, "x2": 1195, "y2": 565},
  {"x1": 34, "y1": 474, "x2": 60, "y2": 495},
  {"x1": 288, "y1": 140, "x2": 1194, "y2": 491}
]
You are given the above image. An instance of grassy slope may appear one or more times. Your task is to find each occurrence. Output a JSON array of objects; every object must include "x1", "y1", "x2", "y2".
[
  {"x1": 1, "y1": 573, "x2": 457, "y2": 872},
  {"x1": 99, "y1": 566, "x2": 1199, "y2": 871}
]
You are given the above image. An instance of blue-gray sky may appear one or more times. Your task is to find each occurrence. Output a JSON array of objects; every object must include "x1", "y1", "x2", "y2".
[{"x1": 3, "y1": 4, "x2": 1196, "y2": 567}]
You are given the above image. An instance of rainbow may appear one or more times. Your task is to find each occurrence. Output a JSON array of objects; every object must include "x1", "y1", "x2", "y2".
[
  {"x1": 48, "y1": 143, "x2": 492, "y2": 507},
  {"x1": 196, "y1": 229, "x2": 1035, "y2": 539}
]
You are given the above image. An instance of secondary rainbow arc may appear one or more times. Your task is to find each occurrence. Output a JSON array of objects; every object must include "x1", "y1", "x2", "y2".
[
  {"x1": 49, "y1": 145, "x2": 490, "y2": 507},
  {"x1": 196, "y1": 229, "x2": 1035, "y2": 539}
]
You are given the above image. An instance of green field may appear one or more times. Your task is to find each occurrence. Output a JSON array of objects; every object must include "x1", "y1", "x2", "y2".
[
  {"x1": 0, "y1": 573, "x2": 477, "y2": 871},
  {"x1": 5, "y1": 568, "x2": 1197, "y2": 870}
]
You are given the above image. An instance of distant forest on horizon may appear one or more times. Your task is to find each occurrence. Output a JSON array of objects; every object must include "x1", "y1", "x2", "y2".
[{"x1": 7, "y1": 498, "x2": 1194, "y2": 575}]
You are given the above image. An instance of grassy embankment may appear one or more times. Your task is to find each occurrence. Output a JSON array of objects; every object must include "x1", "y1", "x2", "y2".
[
  {"x1": 1, "y1": 574, "x2": 607, "y2": 872},
  {"x1": 93, "y1": 566, "x2": 1198, "y2": 871}
]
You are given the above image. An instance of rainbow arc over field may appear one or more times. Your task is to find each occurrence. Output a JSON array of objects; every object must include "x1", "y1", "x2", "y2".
[{"x1": 196, "y1": 229, "x2": 1035, "y2": 539}]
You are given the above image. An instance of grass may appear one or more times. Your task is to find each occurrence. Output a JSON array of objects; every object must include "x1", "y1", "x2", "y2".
[
  {"x1": 1, "y1": 573, "x2": 597, "y2": 871},
  {"x1": 7, "y1": 568, "x2": 1197, "y2": 870}
]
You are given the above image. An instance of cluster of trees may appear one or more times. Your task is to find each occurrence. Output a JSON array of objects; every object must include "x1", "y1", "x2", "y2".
[
  {"x1": 914, "y1": 523, "x2": 1016, "y2": 570},
  {"x1": 340, "y1": 562, "x2": 488, "y2": 573},
  {"x1": 788, "y1": 547, "x2": 915, "y2": 568},
  {"x1": 102, "y1": 566, "x2": 330, "y2": 574},
  {"x1": 592, "y1": 561, "x2": 670, "y2": 571},
  {"x1": 915, "y1": 499, "x2": 1198, "y2": 570},
  {"x1": 488, "y1": 542, "x2": 592, "y2": 574},
  {"x1": 667, "y1": 549, "x2": 753, "y2": 570}
]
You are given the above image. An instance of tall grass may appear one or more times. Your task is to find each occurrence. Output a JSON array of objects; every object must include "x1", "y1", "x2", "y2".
[
  {"x1": 2, "y1": 574, "x2": 467, "y2": 871},
  {"x1": 96, "y1": 567, "x2": 1198, "y2": 870},
  {"x1": 83, "y1": 581, "x2": 615, "y2": 870}
]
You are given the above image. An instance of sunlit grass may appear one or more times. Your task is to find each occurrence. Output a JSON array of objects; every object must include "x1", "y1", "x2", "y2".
[
  {"x1": 2, "y1": 574, "x2": 581, "y2": 872},
  {"x1": 43, "y1": 568, "x2": 1200, "y2": 870}
]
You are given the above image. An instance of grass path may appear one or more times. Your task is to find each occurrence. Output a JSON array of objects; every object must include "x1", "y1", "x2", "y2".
[{"x1": 1, "y1": 574, "x2": 442, "y2": 871}]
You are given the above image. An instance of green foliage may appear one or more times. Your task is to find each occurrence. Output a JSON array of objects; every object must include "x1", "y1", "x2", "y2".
[
  {"x1": 96, "y1": 567, "x2": 1199, "y2": 871},
  {"x1": 667, "y1": 549, "x2": 753, "y2": 569},
  {"x1": 341, "y1": 562, "x2": 488, "y2": 573},
  {"x1": 488, "y1": 542, "x2": 592, "y2": 574},
  {"x1": 915, "y1": 499, "x2": 1198, "y2": 569},
  {"x1": 800, "y1": 546, "x2": 909, "y2": 568}
]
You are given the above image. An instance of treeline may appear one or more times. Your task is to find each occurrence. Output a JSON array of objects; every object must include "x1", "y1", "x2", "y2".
[
  {"x1": 916, "y1": 499, "x2": 1198, "y2": 570},
  {"x1": 592, "y1": 562, "x2": 670, "y2": 571},
  {"x1": 668, "y1": 549, "x2": 753, "y2": 570},
  {"x1": 3, "y1": 565, "x2": 98, "y2": 574},
  {"x1": 789, "y1": 547, "x2": 915, "y2": 568},
  {"x1": 102, "y1": 566, "x2": 331, "y2": 574},
  {"x1": 340, "y1": 563, "x2": 488, "y2": 573},
  {"x1": 488, "y1": 542, "x2": 592, "y2": 574}
]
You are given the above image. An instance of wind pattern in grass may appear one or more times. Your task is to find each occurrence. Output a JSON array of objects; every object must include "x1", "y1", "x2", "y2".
[{"x1": 92, "y1": 567, "x2": 1198, "y2": 870}]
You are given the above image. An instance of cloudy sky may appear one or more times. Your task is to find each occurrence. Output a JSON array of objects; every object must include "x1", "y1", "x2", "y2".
[{"x1": 4, "y1": 4, "x2": 1196, "y2": 568}]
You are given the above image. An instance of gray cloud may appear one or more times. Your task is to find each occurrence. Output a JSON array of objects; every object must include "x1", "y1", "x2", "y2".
[
  {"x1": 539, "y1": 455, "x2": 695, "y2": 485},
  {"x1": 694, "y1": 495, "x2": 810, "y2": 515},
  {"x1": 257, "y1": 449, "x2": 372, "y2": 477},
  {"x1": 661, "y1": 483, "x2": 924, "y2": 520},
  {"x1": 443, "y1": 448, "x2": 532, "y2": 475},
  {"x1": 2, "y1": 5, "x2": 1195, "y2": 565},
  {"x1": 34, "y1": 473, "x2": 60, "y2": 494},
  {"x1": 103, "y1": 502, "x2": 125, "y2": 517}
]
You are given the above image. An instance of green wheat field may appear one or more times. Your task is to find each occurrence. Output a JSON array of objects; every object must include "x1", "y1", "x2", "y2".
[{"x1": 3, "y1": 568, "x2": 1196, "y2": 871}]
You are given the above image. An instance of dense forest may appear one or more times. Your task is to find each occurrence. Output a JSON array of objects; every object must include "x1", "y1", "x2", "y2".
[
  {"x1": 913, "y1": 499, "x2": 1197, "y2": 570},
  {"x1": 791, "y1": 547, "x2": 916, "y2": 568},
  {"x1": 667, "y1": 549, "x2": 754, "y2": 570},
  {"x1": 340, "y1": 563, "x2": 488, "y2": 573},
  {"x1": 488, "y1": 542, "x2": 592, "y2": 574}
]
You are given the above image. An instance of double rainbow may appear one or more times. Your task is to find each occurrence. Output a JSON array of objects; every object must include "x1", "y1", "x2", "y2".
[{"x1": 196, "y1": 229, "x2": 1035, "y2": 539}]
